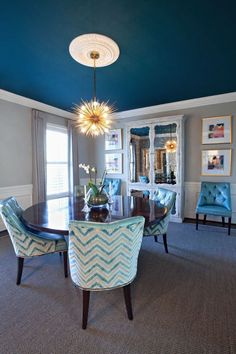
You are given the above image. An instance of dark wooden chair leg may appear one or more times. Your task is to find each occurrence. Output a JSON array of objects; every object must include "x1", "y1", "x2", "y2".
[
  {"x1": 163, "y1": 233, "x2": 168, "y2": 253},
  {"x1": 63, "y1": 251, "x2": 68, "y2": 278},
  {"x1": 222, "y1": 217, "x2": 225, "y2": 227},
  {"x1": 228, "y1": 217, "x2": 231, "y2": 236},
  {"x1": 16, "y1": 257, "x2": 24, "y2": 285},
  {"x1": 203, "y1": 215, "x2": 207, "y2": 224},
  {"x1": 196, "y1": 213, "x2": 199, "y2": 230},
  {"x1": 154, "y1": 236, "x2": 158, "y2": 243},
  {"x1": 123, "y1": 284, "x2": 133, "y2": 320},
  {"x1": 82, "y1": 290, "x2": 90, "y2": 329}
]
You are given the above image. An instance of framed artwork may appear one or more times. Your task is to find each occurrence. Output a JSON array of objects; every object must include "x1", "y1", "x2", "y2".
[
  {"x1": 105, "y1": 153, "x2": 123, "y2": 174},
  {"x1": 201, "y1": 149, "x2": 232, "y2": 176},
  {"x1": 202, "y1": 115, "x2": 232, "y2": 144},
  {"x1": 111, "y1": 196, "x2": 123, "y2": 216},
  {"x1": 105, "y1": 129, "x2": 122, "y2": 150}
]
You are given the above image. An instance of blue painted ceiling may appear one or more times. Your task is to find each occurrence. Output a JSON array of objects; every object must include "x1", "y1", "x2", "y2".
[{"x1": 1, "y1": 0, "x2": 236, "y2": 112}]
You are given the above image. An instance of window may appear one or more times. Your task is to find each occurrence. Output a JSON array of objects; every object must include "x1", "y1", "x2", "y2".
[{"x1": 46, "y1": 124, "x2": 69, "y2": 198}]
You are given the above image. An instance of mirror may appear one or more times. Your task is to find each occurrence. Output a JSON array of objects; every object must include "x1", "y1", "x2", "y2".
[
  {"x1": 129, "y1": 127, "x2": 150, "y2": 183},
  {"x1": 154, "y1": 123, "x2": 177, "y2": 184}
]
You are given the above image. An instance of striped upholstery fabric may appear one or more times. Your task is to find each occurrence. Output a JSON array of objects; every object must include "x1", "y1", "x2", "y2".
[
  {"x1": 143, "y1": 188, "x2": 176, "y2": 237},
  {"x1": 0, "y1": 198, "x2": 67, "y2": 258},
  {"x1": 69, "y1": 216, "x2": 145, "y2": 290}
]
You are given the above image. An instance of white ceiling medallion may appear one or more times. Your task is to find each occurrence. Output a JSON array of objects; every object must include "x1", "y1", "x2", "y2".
[{"x1": 69, "y1": 33, "x2": 120, "y2": 68}]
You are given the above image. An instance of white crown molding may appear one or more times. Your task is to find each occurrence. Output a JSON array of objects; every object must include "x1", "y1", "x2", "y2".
[
  {"x1": 114, "y1": 92, "x2": 236, "y2": 120},
  {"x1": 0, "y1": 89, "x2": 76, "y2": 119},
  {"x1": 1, "y1": 89, "x2": 236, "y2": 121}
]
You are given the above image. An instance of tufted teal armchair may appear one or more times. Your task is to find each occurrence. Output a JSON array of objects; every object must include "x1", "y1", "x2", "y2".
[
  {"x1": 68, "y1": 216, "x2": 145, "y2": 329},
  {"x1": 0, "y1": 197, "x2": 68, "y2": 285},
  {"x1": 104, "y1": 178, "x2": 121, "y2": 196},
  {"x1": 143, "y1": 188, "x2": 176, "y2": 253},
  {"x1": 196, "y1": 182, "x2": 232, "y2": 235}
]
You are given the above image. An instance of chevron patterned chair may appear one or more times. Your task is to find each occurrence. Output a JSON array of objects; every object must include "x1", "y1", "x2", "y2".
[
  {"x1": 143, "y1": 188, "x2": 176, "y2": 253},
  {"x1": 196, "y1": 182, "x2": 232, "y2": 235},
  {"x1": 0, "y1": 197, "x2": 68, "y2": 285},
  {"x1": 68, "y1": 216, "x2": 145, "y2": 329}
]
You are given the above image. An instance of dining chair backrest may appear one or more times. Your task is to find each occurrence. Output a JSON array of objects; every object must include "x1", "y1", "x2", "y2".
[
  {"x1": 0, "y1": 197, "x2": 56, "y2": 257},
  {"x1": 104, "y1": 178, "x2": 121, "y2": 196},
  {"x1": 197, "y1": 182, "x2": 231, "y2": 210},
  {"x1": 2, "y1": 196, "x2": 23, "y2": 217},
  {"x1": 144, "y1": 188, "x2": 176, "y2": 239},
  {"x1": 154, "y1": 187, "x2": 176, "y2": 213},
  {"x1": 68, "y1": 216, "x2": 145, "y2": 291}
]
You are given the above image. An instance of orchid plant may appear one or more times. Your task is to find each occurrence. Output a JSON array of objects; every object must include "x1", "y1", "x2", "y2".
[{"x1": 79, "y1": 164, "x2": 107, "y2": 196}]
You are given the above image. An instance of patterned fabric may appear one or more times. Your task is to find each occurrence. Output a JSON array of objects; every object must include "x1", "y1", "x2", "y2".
[
  {"x1": 0, "y1": 198, "x2": 67, "y2": 258},
  {"x1": 3, "y1": 196, "x2": 23, "y2": 217},
  {"x1": 104, "y1": 178, "x2": 121, "y2": 196},
  {"x1": 69, "y1": 216, "x2": 145, "y2": 291},
  {"x1": 143, "y1": 188, "x2": 176, "y2": 237},
  {"x1": 196, "y1": 182, "x2": 232, "y2": 217}
]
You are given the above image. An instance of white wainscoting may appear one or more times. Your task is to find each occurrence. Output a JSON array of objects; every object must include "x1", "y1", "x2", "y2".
[
  {"x1": 184, "y1": 182, "x2": 236, "y2": 223},
  {"x1": 0, "y1": 184, "x2": 33, "y2": 231}
]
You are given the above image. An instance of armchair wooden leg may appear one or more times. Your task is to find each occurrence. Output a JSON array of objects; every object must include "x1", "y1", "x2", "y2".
[
  {"x1": 82, "y1": 290, "x2": 90, "y2": 329},
  {"x1": 123, "y1": 284, "x2": 133, "y2": 320},
  {"x1": 222, "y1": 217, "x2": 225, "y2": 227},
  {"x1": 63, "y1": 251, "x2": 68, "y2": 278},
  {"x1": 163, "y1": 233, "x2": 168, "y2": 253},
  {"x1": 16, "y1": 257, "x2": 24, "y2": 285},
  {"x1": 196, "y1": 214, "x2": 199, "y2": 230},
  {"x1": 203, "y1": 215, "x2": 207, "y2": 224},
  {"x1": 154, "y1": 236, "x2": 158, "y2": 243},
  {"x1": 228, "y1": 217, "x2": 231, "y2": 236}
]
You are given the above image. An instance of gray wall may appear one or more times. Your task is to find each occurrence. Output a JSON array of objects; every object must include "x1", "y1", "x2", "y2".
[
  {"x1": 0, "y1": 99, "x2": 95, "y2": 187},
  {"x1": 0, "y1": 99, "x2": 32, "y2": 187},
  {"x1": 95, "y1": 101, "x2": 236, "y2": 184},
  {"x1": 1, "y1": 98, "x2": 235, "y2": 189}
]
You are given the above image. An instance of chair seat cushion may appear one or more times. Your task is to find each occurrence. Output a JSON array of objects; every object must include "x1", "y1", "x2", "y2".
[{"x1": 196, "y1": 205, "x2": 232, "y2": 217}]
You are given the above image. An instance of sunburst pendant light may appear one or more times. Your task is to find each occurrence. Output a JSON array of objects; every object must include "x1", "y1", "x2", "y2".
[
  {"x1": 165, "y1": 124, "x2": 177, "y2": 153},
  {"x1": 69, "y1": 33, "x2": 120, "y2": 137}
]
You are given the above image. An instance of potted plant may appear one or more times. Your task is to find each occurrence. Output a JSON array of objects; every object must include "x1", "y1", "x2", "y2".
[{"x1": 79, "y1": 164, "x2": 108, "y2": 207}]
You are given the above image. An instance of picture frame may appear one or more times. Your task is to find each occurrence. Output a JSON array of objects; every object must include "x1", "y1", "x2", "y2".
[
  {"x1": 105, "y1": 129, "x2": 122, "y2": 150},
  {"x1": 201, "y1": 149, "x2": 232, "y2": 176},
  {"x1": 111, "y1": 195, "x2": 123, "y2": 216},
  {"x1": 105, "y1": 153, "x2": 123, "y2": 174},
  {"x1": 202, "y1": 115, "x2": 232, "y2": 144}
]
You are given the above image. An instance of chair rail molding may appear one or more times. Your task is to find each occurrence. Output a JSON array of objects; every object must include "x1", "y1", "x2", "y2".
[
  {"x1": 184, "y1": 182, "x2": 236, "y2": 223},
  {"x1": 0, "y1": 184, "x2": 33, "y2": 231}
]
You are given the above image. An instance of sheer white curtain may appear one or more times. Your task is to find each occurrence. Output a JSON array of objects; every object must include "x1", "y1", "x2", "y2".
[
  {"x1": 68, "y1": 119, "x2": 80, "y2": 195},
  {"x1": 32, "y1": 110, "x2": 46, "y2": 203},
  {"x1": 32, "y1": 110, "x2": 79, "y2": 203}
]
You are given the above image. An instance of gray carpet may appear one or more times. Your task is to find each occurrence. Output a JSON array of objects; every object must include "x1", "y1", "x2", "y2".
[{"x1": 1, "y1": 223, "x2": 236, "y2": 354}]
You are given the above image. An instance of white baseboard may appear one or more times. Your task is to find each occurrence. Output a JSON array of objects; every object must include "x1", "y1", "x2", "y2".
[
  {"x1": 184, "y1": 182, "x2": 236, "y2": 223},
  {"x1": 0, "y1": 184, "x2": 33, "y2": 231}
]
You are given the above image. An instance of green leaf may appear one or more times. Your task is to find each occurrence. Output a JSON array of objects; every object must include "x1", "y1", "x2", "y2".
[{"x1": 88, "y1": 181, "x2": 99, "y2": 195}]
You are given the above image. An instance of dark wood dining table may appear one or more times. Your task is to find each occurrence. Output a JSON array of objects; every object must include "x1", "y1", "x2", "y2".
[{"x1": 21, "y1": 195, "x2": 167, "y2": 236}]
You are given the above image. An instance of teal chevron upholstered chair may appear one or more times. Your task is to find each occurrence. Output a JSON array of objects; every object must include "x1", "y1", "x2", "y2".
[
  {"x1": 68, "y1": 216, "x2": 145, "y2": 329},
  {"x1": 196, "y1": 182, "x2": 232, "y2": 235},
  {"x1": 0, "y1": 197, "x2": 68, "y2": 285},
  {"x1": 104, "y1": 178, "x2": 121, "y2": 196},
  {"x1": 143, "y1": 188, "x2": 176, "y2": 253}
]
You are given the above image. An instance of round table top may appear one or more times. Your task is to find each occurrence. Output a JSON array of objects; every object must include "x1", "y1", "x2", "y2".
[{"x1": 21, "y1": 196, "x2": 167, "y2": 235}]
